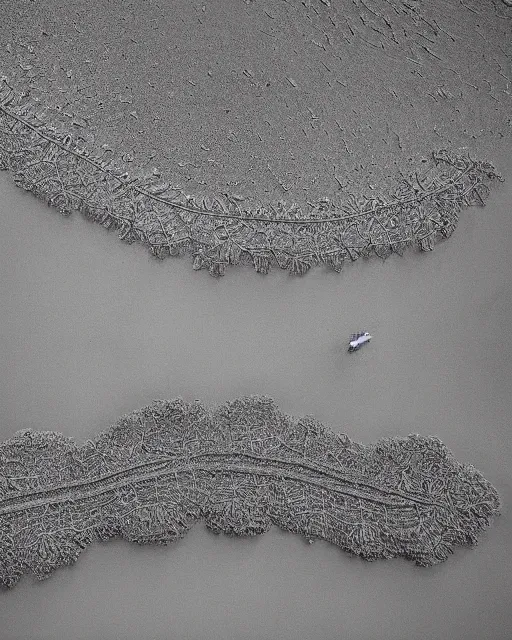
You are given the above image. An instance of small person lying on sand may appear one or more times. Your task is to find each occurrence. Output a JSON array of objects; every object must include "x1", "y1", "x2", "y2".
[{"x1": 348, "y1": 331, "x2": 372, "y2": 352}]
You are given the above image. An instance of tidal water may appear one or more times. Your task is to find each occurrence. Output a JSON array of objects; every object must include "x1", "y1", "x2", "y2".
[{"x1": 0, "y1": 164, "x2": 511, "y2": 639}]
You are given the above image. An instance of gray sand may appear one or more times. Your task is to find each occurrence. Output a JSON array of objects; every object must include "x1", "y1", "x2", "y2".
[
  {"x1": 1, "y1": 0, "x2": 511, "y2": 210},
  {"x1": 0, "y1": 162, "x2": 511, "y2": 638},
  {"x1": 1, "y1": 0, "x2": 512, "y2": 638}
]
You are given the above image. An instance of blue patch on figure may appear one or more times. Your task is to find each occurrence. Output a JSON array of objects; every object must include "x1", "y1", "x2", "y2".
[{"x1": 348, "y1": 331, "x2": 372, "y2": 352}]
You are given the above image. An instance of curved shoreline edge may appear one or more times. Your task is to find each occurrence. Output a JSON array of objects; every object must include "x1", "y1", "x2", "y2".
[{"x1": 0, "y1": 77, "x2": 504, "y2": 277}]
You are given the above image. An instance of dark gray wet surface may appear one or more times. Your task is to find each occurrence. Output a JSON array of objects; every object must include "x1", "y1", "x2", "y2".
[{"x1": 1, "y1": 158, "x2": 511, "y2": 638}]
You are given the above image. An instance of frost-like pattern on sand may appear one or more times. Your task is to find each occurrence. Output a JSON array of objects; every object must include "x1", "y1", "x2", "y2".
[
  {"x1": 0, "y1": 397, "x2": 501, "y2": 587},
  {"x1": 0, "y1": 79, "x2": 503, "y2": 276}
]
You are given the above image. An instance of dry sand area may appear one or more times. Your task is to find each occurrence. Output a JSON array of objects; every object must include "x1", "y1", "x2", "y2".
[
  {"x1": 1, "y1": 0, "x2": 511, "y2": 208},
  {"x1": 1, "y1": 1, "x2": 512, "y2": 639}
]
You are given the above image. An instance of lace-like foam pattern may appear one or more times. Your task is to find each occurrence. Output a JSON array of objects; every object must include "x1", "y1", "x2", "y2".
[
  {"x1": 0, "y1": 397, "x2": 501, "y2": 587},
  {"x1": 0, "y1": 79, "x2": 503, "y2": 276}
]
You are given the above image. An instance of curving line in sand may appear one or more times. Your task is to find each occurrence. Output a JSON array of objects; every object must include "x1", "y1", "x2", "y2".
[
  {"x1": 0, "y1": 79, "x2": 504, "y2": 276},
  {"x1": 0, "y1": 396, "x2": 501, "y2": 587}
]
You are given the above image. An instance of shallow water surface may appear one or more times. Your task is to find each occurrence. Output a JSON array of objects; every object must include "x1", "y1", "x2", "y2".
[{"x1": 0, "y1": 165, "x2": 511, "y2": 639}]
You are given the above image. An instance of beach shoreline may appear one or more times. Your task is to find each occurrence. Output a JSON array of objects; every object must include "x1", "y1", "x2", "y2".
[{"x1": 1, "y1": 1, "x2": 511, "y2": 638}]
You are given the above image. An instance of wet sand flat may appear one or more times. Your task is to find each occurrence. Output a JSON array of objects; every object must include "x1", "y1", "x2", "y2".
[{"x1": 0, "y1": 161, "x2": 511, "y2": 638}]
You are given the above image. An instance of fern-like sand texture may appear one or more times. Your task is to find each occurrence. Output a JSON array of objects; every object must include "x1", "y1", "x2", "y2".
[
  {"x1": 0, "y1": 397, "x2": 501, "y2": 587},
  {"x1": 0, "y1": 79, "x2": 503, "y2": 276}
]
